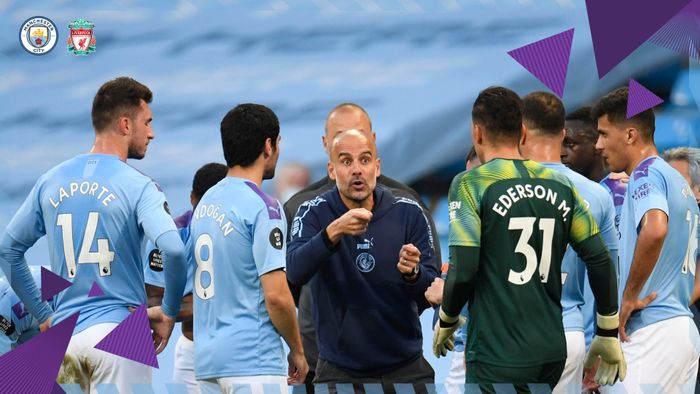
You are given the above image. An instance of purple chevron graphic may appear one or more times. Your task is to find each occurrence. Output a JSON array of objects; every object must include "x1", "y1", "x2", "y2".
[
  {"x1": 94, "y1": 304, "x2": 158, "y2": 368},
  {"x1": 507, "y1": 28, "x2": 574, "y2": 98},
  {"x1": 627, "y1": 79, "x2": 664, "y2": 118},
  {"x1": 648, "y1": 0, "x2": 700, "y2": 59},
  {"x1": 0, "y1": 313, "x2": 78, "y2": 394},
  {"x1": 87, "y1": 282, "x2": 104, "y2": 298},
  {"x1": 52, "y1": 382, "x2": 66, "y2": 394},
  {"x1": 41, "y1": 267, "x2": 72, "y2": 302},
  {"x1": 586, "y1": 0, "x2": 692, "y2": 79}
]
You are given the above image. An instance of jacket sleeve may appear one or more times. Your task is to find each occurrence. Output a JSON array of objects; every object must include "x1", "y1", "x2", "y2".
[
  {"x1": 401, "y1": 204, "x2": 439, "y2": 311},
  {"x1": 286, "y1": 203, "x2": 337, "y2": 286}
]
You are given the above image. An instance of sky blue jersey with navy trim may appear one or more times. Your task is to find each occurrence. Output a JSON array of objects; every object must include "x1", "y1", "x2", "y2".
[
  {"x1": 543, "y1": 163, "x2": 618, "y2": 347},
  {"x1": 619, "y1": 156, "x2": 699, "y2": 334},
  {"x1": 144, "y1": 211, "x2": 194, "y2": 295},
  {"x1": 2, "y1": 154, "x2": 178, "y2": 333},
  {"x1": 191, "y1": 177, "x2": 287, "y2": 380}
]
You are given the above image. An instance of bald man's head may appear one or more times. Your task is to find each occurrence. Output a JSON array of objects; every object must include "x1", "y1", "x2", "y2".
[
  {"x1": 328, "y1": 129, "x2": 380, "y2": 207},
  {"x1": 323, "y1": 103, "x2": 374, "y2": 153}
]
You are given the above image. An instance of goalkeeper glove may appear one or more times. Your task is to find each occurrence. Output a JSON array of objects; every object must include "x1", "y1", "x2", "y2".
[
  {"x1": 584, "y1": 312, "x2": 627, "y2": 386},
  {"x1": 432, "y1": 308, "x2": 466, "y2": 358}
]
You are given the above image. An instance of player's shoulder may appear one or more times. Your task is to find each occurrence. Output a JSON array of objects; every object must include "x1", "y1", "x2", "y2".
[{"x1": 631, "y1": 156, "x2": 671, "y2": 182}]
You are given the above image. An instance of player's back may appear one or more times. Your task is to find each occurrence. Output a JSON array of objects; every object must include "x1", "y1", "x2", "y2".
[
  {"x1": 449, "y1": 159, "x2": 599, "y2": 366},
  {"x1": 543, "y1": 163, "x2": 617, "y2": 346},
  {"x1": 191, "y1": 177, "x2": 286, "y2": 380},
  {"x1": 620, "y1": 156, "x2": 699, "y2": 334},
  {"x1": 30, "y1": 153, "x2": 163, "y2": 333}
]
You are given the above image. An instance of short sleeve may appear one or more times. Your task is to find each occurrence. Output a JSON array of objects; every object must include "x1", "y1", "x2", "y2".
[
  {"x1": 448, "y1": 174, "x2": 481, "y2": 248},
  {"x1": 252, "y1": 200, "x2": 287, "y2": 276},
  {"x1": 137, "y1": 182, "x2": 177, "y2": 243},
  {"x1": 629, "y1": 168, "x2": 668, "y2": 227}
]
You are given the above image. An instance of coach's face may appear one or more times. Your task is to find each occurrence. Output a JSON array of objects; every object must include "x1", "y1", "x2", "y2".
[
  {"x1": 127, "y1": 100, "x2": 154, "y2": 160},
  {"x1": 328, "y1": 130, "x2": 380, "y2": 206},
  {"x1": 595, "y1": 115, "x2": 628, "y2": 173}
]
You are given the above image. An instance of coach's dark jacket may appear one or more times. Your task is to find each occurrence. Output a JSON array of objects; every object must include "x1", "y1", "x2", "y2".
[{"x1": 287, "y1": 185, "x2": 438, "y2": 376}]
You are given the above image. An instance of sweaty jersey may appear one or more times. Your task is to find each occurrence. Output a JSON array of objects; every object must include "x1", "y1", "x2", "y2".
[
  {"x1": 543, "y1": 163, "x2": 618, "y2": 347},
  {"x1": 619, "y1": 156, "x2": 699, "y2": 334},
  {"x1": 448, "y1": 159, "x2": 603, "y2": 366},
  {"x1": 144, "y1": 211, "x2": 194, "y2": 295},
  {"x1": 4, "y1": 154, "x2": 177, "y2": 333},
  {"x1": 191, "y1": 177, "x2": 287, "y2": 380},
  {"x1": 0, "y1": 267, "x2": 42, "y2": 354}
]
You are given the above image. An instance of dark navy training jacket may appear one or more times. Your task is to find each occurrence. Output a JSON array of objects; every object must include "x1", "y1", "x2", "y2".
[{"x1": 287, "y1": 185, "x2": 438, "y2": 375}]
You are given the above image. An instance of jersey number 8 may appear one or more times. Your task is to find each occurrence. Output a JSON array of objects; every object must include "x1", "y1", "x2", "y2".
[{"x1": 194, "y1": 234, "x2": 215, "y2": 299}]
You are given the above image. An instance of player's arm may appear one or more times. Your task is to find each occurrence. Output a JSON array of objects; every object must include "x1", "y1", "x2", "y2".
[
  {"x1": 143, "y1": 241, "x2": 193, "y2": 322},
  {"x1": 145, "y1": 284, "x2": 193, "y2": 323},
  {"x1": 254, "y1": 203, "x2": 308, "y2": 384},
  {"x1": 568, "y1": 188, "x2": 625, "y2": 385},
  {"x1": 136, "y1": 182, "x2": 188, "y2": 319},
  {"x1": 0, "y1": 182, "x2": 53, "y2": 327},
  {"x1": 621, "y1": 210, "x2": 666, "y2": 307}
]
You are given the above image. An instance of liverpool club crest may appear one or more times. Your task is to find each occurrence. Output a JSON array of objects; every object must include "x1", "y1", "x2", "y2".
[{"x1": 68, "y1": 19, "x2": 95, "y2": 55}]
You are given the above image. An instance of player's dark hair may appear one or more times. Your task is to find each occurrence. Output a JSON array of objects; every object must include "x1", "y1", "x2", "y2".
[
  {"x1": 591, "y1": 86, "x2": 655, "y2": 141},
  {"x1": 565, "y1": 106, "x2": 598, "y2": 141},
  {"x1": 92, "y1": 77, "x2": 152, "y2": 132},
  {"x1": 192, "y1": 163, "x2": 228, "y2": 199},
  {"x1": 472, "y1": 86, "x2": 523, "y2": 144},
  {"x1": 522, "y1": 91, "x2": 565, "y2": 136},
  {"x1": 220, "y1": 103, "x2": 280, "y2": 168}
]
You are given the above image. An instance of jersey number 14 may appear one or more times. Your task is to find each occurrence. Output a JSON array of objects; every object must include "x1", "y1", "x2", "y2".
[{"x1": 56, "y1": 212, "x2": 115, "y2": 278}]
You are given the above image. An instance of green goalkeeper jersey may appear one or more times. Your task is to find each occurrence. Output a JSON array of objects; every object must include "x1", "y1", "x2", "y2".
[{"x1": 448, "y1": 158, "x2": 601, "y2": 366}]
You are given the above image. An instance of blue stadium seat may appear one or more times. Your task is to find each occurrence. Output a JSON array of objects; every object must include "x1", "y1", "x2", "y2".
[{"x1": 655, "y1": 112, "x2": 700, "y2": 152}]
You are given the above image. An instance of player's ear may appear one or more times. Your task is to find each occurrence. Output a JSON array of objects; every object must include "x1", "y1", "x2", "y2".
[
  {"x1": 559, "y1": 128, "x2": 566, "y2": 143},
  {"x1": 519, "y1": 124, "x2": 527, "y2": 147},
  {"x1": 117, "y1": 116, "x2": 131, "y2": 135},
  {"x1": 190, "y1": 191, "x2": 196, "y2": 208},
  {"x1": 263, "y1": 137, "x2": 273, "y2": 158},
  {"x1": 472, "y1": 123, "x2": 482, "y2": 146},
  {"x1": 327, "y1": 160, "x2": 336, "y2": 181},
  {"x1": 626, "y1": 127, "x2": 637, "y2": 145},
  {"x1": 375, "y1": 157, "x2": 381, "y2": 178}
]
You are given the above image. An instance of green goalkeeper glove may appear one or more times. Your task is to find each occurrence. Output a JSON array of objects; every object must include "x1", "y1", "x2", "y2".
[
  {"x1": 584, "y1": 312, "x2": 627, "y2": 385},
  {"x1": 432, "y1": 308, "x2": 466, "y2": 358}
]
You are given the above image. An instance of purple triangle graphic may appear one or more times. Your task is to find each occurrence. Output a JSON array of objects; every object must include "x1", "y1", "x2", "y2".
[
  {"x1": 52, "y1": 382, "x2": 66, "y2": 394},
  {"x1": 586, "y1": 0, "x2": 692, "y2": 79},
  {"x1": 94, "y1": 304, "x2": 158, "y2": 368},
  {"x1": 87, "y1": 282, "x2": 104, "y2": 298},
  {"x1": 507, "y1": 28, "x2": 574, "y2": 98},
  {"x1": 627, "y1": 79, "x2": 664, "y2": 118},
  {"x1": 41, "y1": 267, "x2": 72, "y2": 302},
  {"x1": 0, "y1": 312, "x2": 78, "y2": 394},
  {"x1": 648, "y1": 0, "x2": 700, "y2": 60}
]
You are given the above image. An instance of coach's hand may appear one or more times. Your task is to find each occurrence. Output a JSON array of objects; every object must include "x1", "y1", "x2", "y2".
[
  {"x1": 432, "y1": 308, "x2": 466, "y2": 358},
  {"x1": 287, "y1": 350, "x2": 309, "y2": 385},
  {"x1": 326, "y1": 208, "x2": 372, "y2": 244},
  {"x1": 584, "y1": 312, "x2": 627, "y2": 386},
  {"x1": 397, "y1": 243, "x2": 421, "y2": 281},
  {"x1": 147, "y1": 306, "x2": 175, "y2": 354}
]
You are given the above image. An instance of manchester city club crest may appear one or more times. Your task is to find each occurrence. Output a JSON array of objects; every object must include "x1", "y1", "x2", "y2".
[
  {"x1": 19, "y1": 16, "x2": 58, "y2": 55},
  {"x1": 355, "y1": 252, "x2": 376, "y2": 273},
  {"x1": 68, "y1": 19, "x2": 96, "y2": 55}
]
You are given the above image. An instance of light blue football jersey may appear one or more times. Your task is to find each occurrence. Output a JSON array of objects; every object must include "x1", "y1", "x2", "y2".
[
  {"x1": 600, "y1": 174, "x2": 628, "y2": 243},
  {"x1": 144, "y1": 211, "x2": 194, "y2": 295},
  {"x1": 619, "y1": 156, "x2": 699, "y2": 334},
  {"x1": 543, "y1": 163, "x2": 618, "y2": 347},
  {"x1": 191, "y1": 177, "x2": 287, "y2": 379},
  {"x1": 4, "y1": 154, "x2": 177, "y2": 334},
  {"x1": 0, "y1": 267, "x2": 43, "y2": 354}
]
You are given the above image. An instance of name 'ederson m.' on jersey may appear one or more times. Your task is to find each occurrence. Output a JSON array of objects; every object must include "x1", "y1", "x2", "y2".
[{"x1": 447, "y1": 159, "x2": 616, "y2": 366}]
